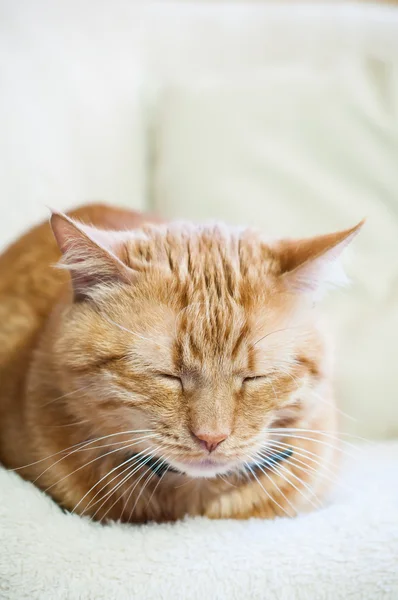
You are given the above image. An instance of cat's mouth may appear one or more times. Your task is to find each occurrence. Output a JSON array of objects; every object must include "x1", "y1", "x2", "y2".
[
  {"x1": 128, "y1": 448, "x2": 293, "y2": 479},
  {"x1": 170, "y1": 457, "x2": 236, "y2": 478}
]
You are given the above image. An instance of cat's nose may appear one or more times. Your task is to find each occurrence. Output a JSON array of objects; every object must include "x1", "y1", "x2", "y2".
[{"x1": 192, "y1": 430, "x2": 229, "y2": 453}]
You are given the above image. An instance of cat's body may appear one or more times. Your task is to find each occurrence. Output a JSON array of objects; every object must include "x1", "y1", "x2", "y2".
[{"x1": 0, "y1": 204, "x2": 361, "y2": 523}]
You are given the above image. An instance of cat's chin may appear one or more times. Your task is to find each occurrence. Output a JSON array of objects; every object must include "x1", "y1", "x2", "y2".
[{"x1": 170, "y1": 458, "x2": 237, "y2": 478}]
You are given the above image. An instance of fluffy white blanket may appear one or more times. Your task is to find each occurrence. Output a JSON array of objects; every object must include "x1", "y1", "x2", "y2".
[{"x1": 1, "y1": 442, "x2": 397, "y2": 600}]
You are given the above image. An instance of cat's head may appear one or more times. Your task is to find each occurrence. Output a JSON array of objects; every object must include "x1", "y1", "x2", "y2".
[{"x1": 50, "y1": 213, "x2": 362, "y2": 478}]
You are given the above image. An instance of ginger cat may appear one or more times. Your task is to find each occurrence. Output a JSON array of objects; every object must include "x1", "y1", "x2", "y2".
[{"x1": 0, "y1": 204, "x2": 362, "y2": 523}]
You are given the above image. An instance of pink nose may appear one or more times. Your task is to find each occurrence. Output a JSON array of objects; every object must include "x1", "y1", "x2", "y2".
[{"x1": 192, "y1": 431, "x2": 229, "y2": 453}]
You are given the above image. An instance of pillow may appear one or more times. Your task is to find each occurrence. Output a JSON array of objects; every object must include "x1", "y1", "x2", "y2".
[
  {"x1": 150, "y1": 56, "x2": 398, "y2": 438},
  {"x1": 0, "y1": 0, "x2": 147, "y2": 251},
  {"x1": 145, "y1": 2, "x2": 398, "y2": 80}
]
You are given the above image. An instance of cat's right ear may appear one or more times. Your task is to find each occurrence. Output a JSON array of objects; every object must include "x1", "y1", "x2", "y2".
[
  {"x1": 50, "y1": 211, "x2": 135, "y2": 301},
  {"x1": 274, "y1": 220, "x2": 364, "y2": 298}
]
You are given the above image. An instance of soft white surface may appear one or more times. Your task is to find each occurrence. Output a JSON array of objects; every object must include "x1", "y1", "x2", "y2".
[
  {"x1": 1, "y1": 442, "x2": 398, "y2": 600},
  {"x1": 0, "y1": 0, "x2": 147, "y2": 250},
  {"x1": 150, "y1": 4, "x2": 398, "y2": 439}
]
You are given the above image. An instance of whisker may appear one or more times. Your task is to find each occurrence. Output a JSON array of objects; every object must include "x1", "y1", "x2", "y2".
[
  {"x1": 267, "y1": 431, "x2": 357, "y2": 455},
  {"x1": 254, "y1": 453, "x2": 322, "y2": 511},
  {"x1": 247, "y1": 454, "x2": 298, "y2": 516},
  {"x1": 73, "y1": 448, "x2": 162, "y2": 514},
  {"x1": 254, "y1": 325, "x2": 303, "y2": 347},
  {"x1": 276, "y1": 366, "x2": 301, "y2": 388},
  {"x1": 124, "y1": 455, "x2": 168, "y2": 522},
  {"x1": 41, "y1": 384, "x2": 93, "y2": 408},
  {"x1": 310, "y1": 391, "x2": 357, "y2": 423},
  {"x1": 41, "y1": 434, "x2": 158, "y2": 496},
  {"x1": 257, "y1": 447, "x2": 331, "y2": 496},
  {"x1": 71, "y1": 438, "x2": 152, "y2": 453},
  {"x1": 34, "y1": 432, "x2": 158, "y2": 485},
  {"x1": 43, "y1": 420, "x2": 91, "y2": 429},
  {"x1": 90, "y1": 447, "x2": 162, "y2": 520},
  {"x1": 81, "y1": 446, "x2": 160, "y2": 516},
  {"x1": 263, "y1": 440, "x2": 331, "y2": 471},
  {"x1": 13, "y1": 429, "x2": 156, "y2": 472},
  {"x1": 260, "y1": 447, "x2": 322, "y2": 479},
  {"x1": 217, "y1": 473, "x2": 237, "y2": 488},
  {"x1": 145, "y1": 461, "x2": 171, "y2": 509},
  {"x1": 267, "y1": 427, "x2": 367, "y2": 444},
  {"x1": 244, "y1": 461, "x2": 291, "y2": 518},
  {"x1": 96, "y1": 458, "x2": 158, "y2": 521},
  {"x1": 262, "y1": 441, "x2": 355, "y2": 493},
  {"x1": 129, "y1": 454, "x2": 170, "y2": 518},
  {"x1": 270, "y1": 434, "x2": 354, "y2": 459},
  {"x1": 260, "y1": 447, "x2": 346, "y2": 494},
  {"x1": 173, "y1": 477, "x2": 196, "y2": 490}
]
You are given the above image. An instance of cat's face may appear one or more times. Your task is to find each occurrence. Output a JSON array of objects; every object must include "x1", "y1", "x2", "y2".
[{"x1": 51, "y1": 216, "x2": 362, "y2": 478}]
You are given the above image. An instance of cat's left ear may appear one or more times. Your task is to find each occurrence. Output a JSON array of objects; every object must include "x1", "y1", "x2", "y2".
[
  {"x1": 50, "y1": 211, "x2": 135, "y2": 300},
  {"x1": 274, "y1": 220, "x2": 365, "y2": 295}
]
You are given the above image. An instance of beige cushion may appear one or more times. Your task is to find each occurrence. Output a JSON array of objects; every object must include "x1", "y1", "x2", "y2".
[
  {"x1": 0, "y1": 0, "x2": 147, "y2": 251},
  {"x1": 1, "y1": 441, "x2": 398, "y2": 599}
]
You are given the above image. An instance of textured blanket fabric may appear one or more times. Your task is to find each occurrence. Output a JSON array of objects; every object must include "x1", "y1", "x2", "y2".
[{"x1": 0, "y1": 443, "x2": 398, "y2": 600}]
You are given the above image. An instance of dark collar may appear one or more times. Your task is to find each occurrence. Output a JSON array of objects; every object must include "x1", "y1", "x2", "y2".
[{"x1": 130, "y1": 447, "x2": 293, "y2": 478}]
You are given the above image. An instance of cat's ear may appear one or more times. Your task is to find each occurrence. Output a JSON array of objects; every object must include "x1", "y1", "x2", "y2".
[
  {"x1": 274, "y1": 220, "x2": 364, "y2": 296},
  {"x1": 50, "y1": 211, "x2": 134, "y2": 300}
]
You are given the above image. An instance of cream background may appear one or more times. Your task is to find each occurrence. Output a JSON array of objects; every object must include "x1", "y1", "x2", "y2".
[{"x1": 0, "y1": 0, "x2": 147, "y2": 245}]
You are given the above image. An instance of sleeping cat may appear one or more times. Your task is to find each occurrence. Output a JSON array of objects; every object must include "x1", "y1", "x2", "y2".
[{"x1": 0, "y1": 204, "x2": 362, "y2": 523}]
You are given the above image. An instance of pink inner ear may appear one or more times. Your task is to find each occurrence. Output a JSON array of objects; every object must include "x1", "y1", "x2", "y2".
[
  {"x1": 78, "y1": 223, "x2": 127, "y2": 254},
  {"x1": 283, "y1": 250, "x2": 348, "y2": 293},
  {"x1": 276, "y1": 220, "x2": 364, "y2": 294},
  {"x1": 50, "y1": 212, "x2": 135, "y2": 300}
]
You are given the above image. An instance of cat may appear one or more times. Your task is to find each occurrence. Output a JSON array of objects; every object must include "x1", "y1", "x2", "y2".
[{"x1": 0, "y1": 203, "x2": 363, "y2": 523}]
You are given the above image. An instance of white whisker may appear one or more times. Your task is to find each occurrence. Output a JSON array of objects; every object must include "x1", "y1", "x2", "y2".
[
  {"x1": 129, "y1": 455, "x2": 170, "y2": 518},
  {"x1": 244, "y1": 461, "x2": 291, "y2": 518},
  {"x1": 267, "y1": 431, "x2": 356, "y2": 457},
  {"x1": 247, "y1": 454, "x2": 297, "y2": 516},
  {"x1": 264, "y1": 440, "x2": 333, "y2": 467},
  {"x1": 217, "y1": 473, "x2": 237, "y2": 488},
  {"x1": 44, "y1": 419, "x2": 91, "y2": 429},
  {"x1": 41, "y1": 384, "x2": 93, "y2": 407},
  {"x1": 267, "y1": 427, "x2": 367, "y2": 445},
  {"x1": 254, "y1": 325, "x2": 303, "y2": 347},
  {"x1": 124, "y1": 455, "x2": 167, "y2": 522},
  {"x1": 81, "y1": 446, "x2": 160, "y2": 516},
  {"x1": 145, "y1": 460, "x2": 171, "y2": 509},
  {"x1": 256, "y1": 453, "x2": 322, "y2": 511},
  {"x1": 262, "y1": 441, "x2": 354, "y2": 493},
  {"x1": 90, "y1": 447, "x2": 162, "y2": 520},
  {"x1": 42, "y1": 434, "x2": 158, "y2": 496},
  {"x1": 310, "y1": 391, "x2": 357, "y2": 423},
  {"x1": 13, "y1": 429, "x2": 155, "y2": 472},
  {"x1": 35, "y1": 432, "x2": 158, "y2": 486}
]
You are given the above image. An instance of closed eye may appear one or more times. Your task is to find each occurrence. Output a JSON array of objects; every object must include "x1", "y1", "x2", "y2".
[
  {"x1": 243, "y1": 375, "x2": 269, "y2": 384},
  {"x1": 91, "y1": 354, "x2": 128, "y2": 368},
  {"x1": 157, "y1": 373, "x2": 183, "y2": 387}
]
